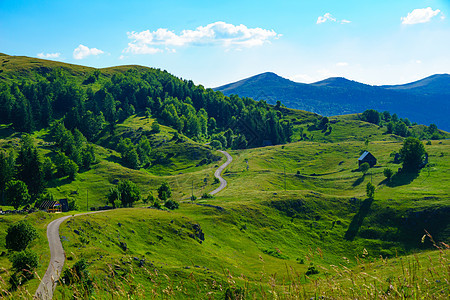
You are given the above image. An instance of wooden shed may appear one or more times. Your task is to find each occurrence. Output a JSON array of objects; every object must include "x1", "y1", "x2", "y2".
[
  {"x1": 39, "y1": 200, "x2": 62, "y2": 213},
  {"x1": 358, "y1": 151, "x2": 377, "y2": 167}
]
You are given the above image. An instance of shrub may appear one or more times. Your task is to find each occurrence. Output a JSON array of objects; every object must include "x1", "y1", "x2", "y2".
[
  {"x1": 61, "y1": 258, "x2": 93, "y2": 297},
  {"x1": 62, "y1": 258, "x2": 90, "y2": 285},
  {"x1": 383, "y1": 168, "x2": 393, "y2": 181},
  {"x1": 5, "y1": 180, "x2": 31, "y2": 210},
  {"x1": 152, "y1": 200, "x2": 162, "y2": 209},
  {"x1": 158, "y1": 182, "x2": 172, "y2": 201},
  {"x1": 144, "y1": 193, "x2": 154, "y2": 204},
  {"x1": 366, "y1": 182, "x2": 375, "y2": 199},
  {"x1": 151, "y1": 121, "x2": 160, "y2": 133},
  {"x1": 202, "y1": 193, "x2": 214, "y2": 199},
  {"x1": 6, "y1": 220, "x2": 38, "y2": 251},
  {"x1": 359, "y1": 162, "x2": 370, "y2": 174},
  {"x1": 10, "y1": 249, "x2": 39, "y2": 278},
  {"x1": 68, "y1": 198, "x2": 79, "y2": 211},
  {"x1": 305, "y1": 265, "x2": 319, "y2": 275},
  {"x1": 118, "y1": 180, "x2": 141, "y2": 207},
  {"x1": 399, "y1": 137, "x2": 427, "y2": 171},
  {"x1": 210, "y1": 140, "x2": 222, "y2": 150},
  {"x1": 164, "y1": 199, "x2": 179, "y2": 210}
]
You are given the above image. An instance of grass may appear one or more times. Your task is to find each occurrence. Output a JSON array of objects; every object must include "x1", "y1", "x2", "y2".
[
  {"x1": 0, "y1": 98, "x2": 449, "y2": 298},
  {"x1": 0, "y1": 211, "x2": 79, "y2": 298}
]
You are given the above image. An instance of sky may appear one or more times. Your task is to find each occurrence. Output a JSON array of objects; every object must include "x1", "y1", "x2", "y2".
[{"x1": 1, "y1": 0, "x2": 449, "y2": 87}]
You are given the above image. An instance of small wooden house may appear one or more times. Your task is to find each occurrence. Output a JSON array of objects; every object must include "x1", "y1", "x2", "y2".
[
  {"x1": 358, "y1": 151, "x2": 377, "y2": 167},
  {"x1": 39, "y1": 200, "x2": 62, "y2": 213}
]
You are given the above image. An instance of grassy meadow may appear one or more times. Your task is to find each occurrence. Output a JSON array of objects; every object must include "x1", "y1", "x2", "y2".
[{"x1": 0, "y1": 106, "x2": 449, "y2": 298}]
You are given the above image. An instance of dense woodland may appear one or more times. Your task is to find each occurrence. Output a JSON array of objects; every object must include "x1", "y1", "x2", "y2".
[
  {"x1": 0, "y1": 67, "x2": 293, "y2": 208},
  {"x1": 0, "y1": 68, "x2": 292, "y2": 148}
]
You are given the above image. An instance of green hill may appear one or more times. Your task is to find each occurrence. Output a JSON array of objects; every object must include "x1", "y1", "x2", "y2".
[{"x1": 0, "y1": 54, "x2": 449, "y2": 299}]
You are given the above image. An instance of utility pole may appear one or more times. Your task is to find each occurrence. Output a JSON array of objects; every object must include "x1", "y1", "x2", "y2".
[
  {"x1": 191, "y1": 180, "x2": 194, "y2": 201},
  {"x1": 87, "y1": 190, "x2": 89, "y2": 211},
  {"x1": 284, "y1": 166, "x2": 286, "y2": 191}
]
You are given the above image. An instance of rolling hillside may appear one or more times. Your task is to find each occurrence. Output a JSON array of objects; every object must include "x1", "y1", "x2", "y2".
[
  {"x1": 214, "y1": 72, "x2": 450, "y2": 131},
  {"x1": 0, "y1": 54, "x2": 449, "y2": 299}
]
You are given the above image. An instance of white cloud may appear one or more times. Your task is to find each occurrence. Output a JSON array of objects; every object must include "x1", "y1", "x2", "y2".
[
  {"x1": 317, "y1": 13, "x2": 351, "y2": 24},
  {"x1": 37, "y1": 52, "x2": 60, "y2": 59},
  {"x1": 73, "y1": 44, "x2": 104, "y2": 59},
  {"x1": 124, "y1": 21, "x2": 280, "y2": 54},
  {"x1": 401, "y1": 7, "x2": 441, "y2": 25},
  {"x1": 288, "y1": 74, "x2": 314, "y2": 83},
  {"x1": 317, "y1": 68, "x2": 338, "y2": 79},
  {"x1": 317, "y1": 13, "x2": 336, "y2": 24},
  {"x1": 416, "y1": 60, "x2": 422, "y2": 64},
  {"x1": 336, "y1": 62, "x2": 349, "y2": 67}
]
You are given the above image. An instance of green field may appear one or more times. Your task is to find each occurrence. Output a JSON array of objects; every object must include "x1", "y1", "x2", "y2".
[{"x1": 0, "y1": 54, "x2": 449, "y2": 299}]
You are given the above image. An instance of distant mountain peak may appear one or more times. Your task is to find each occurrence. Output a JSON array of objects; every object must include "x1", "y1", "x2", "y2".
[{"x1": 214, "y1": 71, "x2": 450, "y2": 131}]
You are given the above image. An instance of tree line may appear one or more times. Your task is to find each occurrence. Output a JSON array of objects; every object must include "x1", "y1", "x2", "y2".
[
  {"x1": 361, "y1": 109, "x2": 444, "y2": 139},
  {"x1": 0, "y1": 68, "x2": 293, "y2": 148}
]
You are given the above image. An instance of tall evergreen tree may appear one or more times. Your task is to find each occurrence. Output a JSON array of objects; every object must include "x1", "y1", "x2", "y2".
[{"x1": 16, "y1": 135, "x2": 44, "y2": 198}]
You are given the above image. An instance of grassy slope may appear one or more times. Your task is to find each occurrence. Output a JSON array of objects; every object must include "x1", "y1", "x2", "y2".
[
  {"x1": 0, "y1": 53, "x2": 152, "y2": 85},
  {"x1": 1, "y1": 54, "x2": 449, "y2": 298},
  {"x1": 1, "y1": 121, "x2": 448, "y2": 298}
]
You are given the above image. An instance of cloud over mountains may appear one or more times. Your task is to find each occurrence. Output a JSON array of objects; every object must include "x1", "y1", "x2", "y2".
[{"x1": 124, "y1": 21, "x2": 281, "y2": 54}]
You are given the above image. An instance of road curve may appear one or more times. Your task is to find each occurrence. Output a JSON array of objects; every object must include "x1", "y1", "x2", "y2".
[
  {"x1": 35, "y1": 151, "x2": 233, "y2": 299},
  {"x1": 209, "y1": 150, "x2": 232, "y2": 195},
  {"x1": 34, "y1": 211, "x2": 103, "y2": 300}
]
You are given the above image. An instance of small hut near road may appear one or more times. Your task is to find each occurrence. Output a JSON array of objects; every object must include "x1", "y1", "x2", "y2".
[
  {"x1": 39, "y1": 200, "x2": 62, "y2": 213},
  {"x1": 358, "y1": 151, "x2": 377, "y2": 167}
]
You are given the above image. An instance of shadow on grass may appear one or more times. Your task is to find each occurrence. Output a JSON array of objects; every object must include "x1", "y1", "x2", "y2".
[
  {"x1": 352, "y1": 175, "x2": 365, "y2": 187},
  {"x1": 345, "y1": 198, "x2": 373, "y2": 241},
  {"x1": 387, "y1": 170, "x2": 419, "y2": 187}
]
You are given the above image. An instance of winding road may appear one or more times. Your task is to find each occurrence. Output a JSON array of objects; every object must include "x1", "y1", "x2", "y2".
[
  {"x1": 34, "y1": 150, "x2": 232, "y2": 299},
  {"x1": 209, "y1": 150, "x2": 233, "y2": 195}
]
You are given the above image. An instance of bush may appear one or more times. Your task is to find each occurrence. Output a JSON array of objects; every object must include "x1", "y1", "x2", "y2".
[
  {"x1": 144, "y1": 193, "x2": 154, "y2": 204},
  {"x1": 10, "y1": 249, "x2": 39, "y2": 278},
  {"x1": 158, "y1": 182, "x2": 172, "y2": 201},
  {"x1": 6, "y1": 220, "x2": 38, "y2": 251},
  {"x1": 190, "y1": 195, "x2": 197, "y2": 201},
  {"x1": 366, "y1": 182, "x2": 375, "y2": 199},
  {"x1": 152, "y1": 200, "x2": 161, "y2": 209},
  {"x1": 210, "y1": 140, "x2": 222, "y2": 150},
  {"x1": 68, "y1": 198, "x2": 79, "y2": 211},
  {"x1": 202, "y1": 193, "x2": 214, "y2": 199},
  {"x1": 399, "y1": 137, "x2": 427, "y2": 171},
  {"x1": 164, "y1": 199, "x2": 179, "y2": 210},
  {"x1": 305, "y1": 265, "x2": 319, "y2": 275},
  {"x1": 359, "y1": 162, "x2": 370, "y2": 174},
  {"x1": 61, "y1": 258, "x2": 93, "y2": 297},
  {"x1": 151, "y1": 121, "x2": 160, "y2": 133},
  {"x1": 5, "y1": 180, "x2": 31, "y2": 210},
  {"x1": 62, "y1": 258, "x2": 90, "y2": 285},
  {"x1": 383, "y1": 168, "x2": 393, "y2": 181}
]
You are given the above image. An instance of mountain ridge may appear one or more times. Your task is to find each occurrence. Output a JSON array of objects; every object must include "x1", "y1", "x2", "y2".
[{"x1": 214, "y1": 72, "x2": 450, "y2": 130}]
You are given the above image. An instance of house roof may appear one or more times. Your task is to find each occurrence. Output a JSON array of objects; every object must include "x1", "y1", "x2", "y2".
[
  {"x1": 39, "y1": 200, "x2": 60, "y2": 210},
  {"x1": 358, "y1": 151, "x2": 376, "y2": 161}
]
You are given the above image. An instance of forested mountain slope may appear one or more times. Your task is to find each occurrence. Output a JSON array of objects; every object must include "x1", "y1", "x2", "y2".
[{"x1": 214, "y1": 72, "x2": 450, "y2": 131}]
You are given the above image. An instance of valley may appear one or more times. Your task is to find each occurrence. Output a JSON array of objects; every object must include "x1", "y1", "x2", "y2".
[{"x1": 0, "y1": 54, "x2": 448, "y2": 299}]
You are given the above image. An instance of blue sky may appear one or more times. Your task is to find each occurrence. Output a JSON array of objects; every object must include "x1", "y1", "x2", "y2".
[{"x1": 1, "y1": 0, "x2": 449, "y2": 87}]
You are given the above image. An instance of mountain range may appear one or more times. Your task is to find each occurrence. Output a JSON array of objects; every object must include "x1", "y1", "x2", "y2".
[{"x1": 214, "y1": 72, "x2": 450, "y2": 131}]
